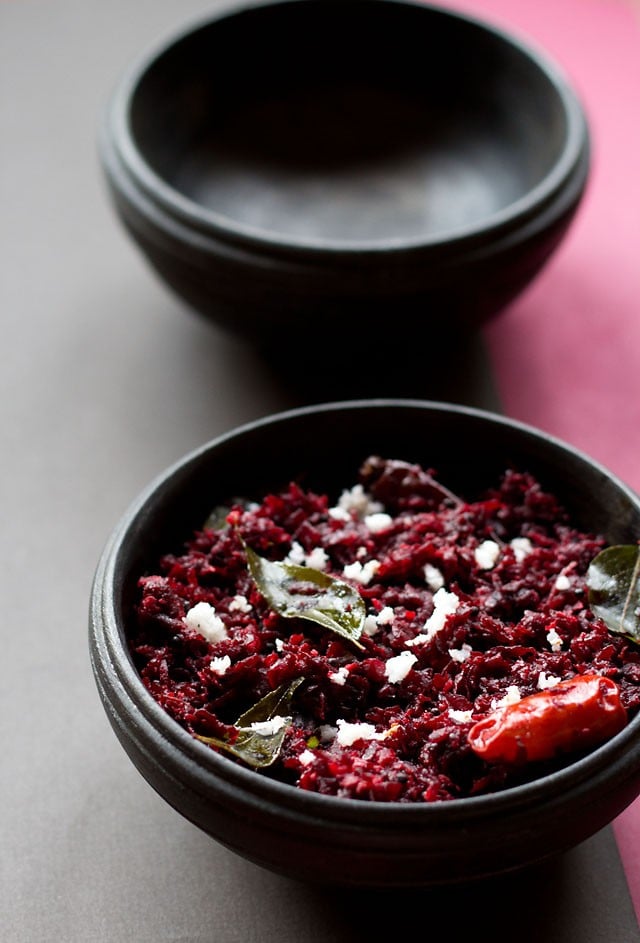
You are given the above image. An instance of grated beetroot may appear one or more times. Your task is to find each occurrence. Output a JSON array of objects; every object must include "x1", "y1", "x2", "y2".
[{"x1": 130, "y1": 457, "x2": 640, "y2": 802}]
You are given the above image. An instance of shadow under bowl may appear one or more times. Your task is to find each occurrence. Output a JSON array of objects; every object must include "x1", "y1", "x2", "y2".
[
  {"x1": 89, "y1": 400, "x2": 640, "y2": 888},
  {"x1": 99, "y1": 0, "x2": 590, "y2": 351}
]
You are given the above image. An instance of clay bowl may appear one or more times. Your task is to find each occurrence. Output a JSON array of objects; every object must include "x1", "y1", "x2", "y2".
[
  {"x1": 99, "y1": 0, "x2": 590, "y2": 355},
  {"x1": 89, "y1": 400, "x2": 640, "y2": 888}
]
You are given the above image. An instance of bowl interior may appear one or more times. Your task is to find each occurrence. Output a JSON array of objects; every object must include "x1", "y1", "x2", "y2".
[{"x1": 127, "y1": 0, "x2": 574, "y2": 246}]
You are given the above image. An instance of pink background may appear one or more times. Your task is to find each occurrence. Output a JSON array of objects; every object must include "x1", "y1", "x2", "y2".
[{"x1": 440, "y1": 0, "x2": 640, "y2": 916}]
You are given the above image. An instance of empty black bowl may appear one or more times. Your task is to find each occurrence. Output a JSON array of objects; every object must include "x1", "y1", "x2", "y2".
[
  {"x1": 89, "y1": 400, "x2": 640, "y2": 888},
  {"x1": 99, "y1": 0, "x2": 590, "y2": 352}
]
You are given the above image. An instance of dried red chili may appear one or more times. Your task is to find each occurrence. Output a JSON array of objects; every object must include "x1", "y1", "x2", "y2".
[{"x1": 467, "y1": 674, "x2": 627, "y2": 765}]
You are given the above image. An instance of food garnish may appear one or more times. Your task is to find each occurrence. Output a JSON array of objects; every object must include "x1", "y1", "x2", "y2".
[
  {"x1": 468, "y1": 674, "x2": 627, "y2": 764},
  {"x1": 587, "y1": 544, "x2": 640, "y2": 642}
]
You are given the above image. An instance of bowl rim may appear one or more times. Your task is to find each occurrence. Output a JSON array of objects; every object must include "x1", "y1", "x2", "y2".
[
  {"x1": 90, "y1": 398, "x2": 640, "y2": 826},
  {"x1": 102, "y1": 0, "x2": 591, "y2": 257}
]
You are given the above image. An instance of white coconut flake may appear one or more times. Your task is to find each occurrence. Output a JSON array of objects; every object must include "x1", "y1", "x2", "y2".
[
  {"x1": 426, "y1": 587, "x2": 460, "y2": 632},
  {"x1": 363, "y1": 614, "x2": 381, "y2": 637},
  {"x1": 449, "y1": 643, "x2": 472, "y2": 663},
  {"x1": 408, "y1": 587, "x2": 461, "y2": 646},
  {"x1": 249, "y1": 716, "x2": 287, "y2": 736},
  {"x1": 510, "y1": 537, "x2": 533, "y2": 562},
  {"x1": 423, "y1": 563, "x2": 445, "y2": 591},
  {"x1": 275, "y1": 638, "x2": 285, "y2": 652},
  {"x1": 335, "y1": 483, "x2": 384, "y2": 517},
  {"x1": 209, "y1": 655, "x2": 231, "y2": 676},
  {"x1": 474, "y1": 539, "x2": 501, "y2": 570},
  {"x1": 328, "y1": 506, "x2": 351, "y2": 522},
  {"x1": 298, "y1": 749, "x2": 316, "y2": 766},
  {"x1": 384, "y1": 650, "x2": 417, "y2": 684},
  {"x1": 229, "y1": 594, "x2": 251, "y2": 613},
  {"x1": 342, "y1": 559, "x2": 380, "y2": 585},
  {"x1": 306, "y1": 547, "x2": 329, "y2": 570},
  {"x1": 449, "y1": 709, "x2": 473, "y2": 724},
  {"x1": 364, "y1": 512, "x2": 393, "y2": 534},
  {"x1": 538, "y1": 671, "x2": 562, "y2": 690},
  {"x1": 329, "y1": 666, "x2": 350, "y2": 686},
  {"x1": 318, "y1": 724, "x2": 337, "y2": 743},
  {"x1": 377, "y1": 606, "x2": 395, "y2": 626},
  {"x1": 547, "y1": 627, "x2": 563, "y2": 652},
  {"x1": 336, "y1": 720, "x2": 385, "y2": 747},
  {"x1": 184, "y1": 601, "x2": 228, "y2": 644},
  {"x1": 285, "y1": 541, "x2": 306, "y2": 565},
  {"x1": 491, "y1": 685, "x2": 521, "y2": 710},
  {"x1": 286, "y1": 542, "x2": 329, "y2": 571},
  {"x1": 364, "y1": 606, "x2": 395, "y2": 637},
  {"x1": 554, "y1": 573, "x2": 571, "y2": 591}
]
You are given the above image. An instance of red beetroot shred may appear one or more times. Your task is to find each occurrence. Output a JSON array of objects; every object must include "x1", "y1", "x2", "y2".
[{"x1": 130, "y1": 457, "x2": 640, "y2": 802}]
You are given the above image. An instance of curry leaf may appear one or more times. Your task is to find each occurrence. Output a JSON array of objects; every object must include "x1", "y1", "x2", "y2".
[
  {"x1": 244, "y1": 543, "x2": 366, "y2": 649},
  {"x1": 195, "y1": 679, "x2": 303, "y2": 768},
  {"x1": 587, "y1": 545, "x2": 640, "y2": 643},
  {"x1": 203, "y1": 504, "x2": 231, "y2": 531}
]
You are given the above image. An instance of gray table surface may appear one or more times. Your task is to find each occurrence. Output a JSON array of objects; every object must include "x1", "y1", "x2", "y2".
[{"x1": 2, "y1": 1, "x2": 638, "y2": 939}]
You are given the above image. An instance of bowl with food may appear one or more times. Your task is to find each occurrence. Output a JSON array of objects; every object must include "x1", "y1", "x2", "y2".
[
  {"x1": 99, "y1": 0, "x2": 590, "y2": 355},
  {"x1": 89, "y1": 400, "x2": 640, "y2": 887}
]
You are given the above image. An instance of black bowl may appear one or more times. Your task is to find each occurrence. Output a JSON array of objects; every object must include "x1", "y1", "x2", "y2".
[
  {"x1": 99, "y1": 0, "x2": 590, "y2": 353},
  {"x1": 89, "y1": 400, "x2": 640, "y2": 888}
]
